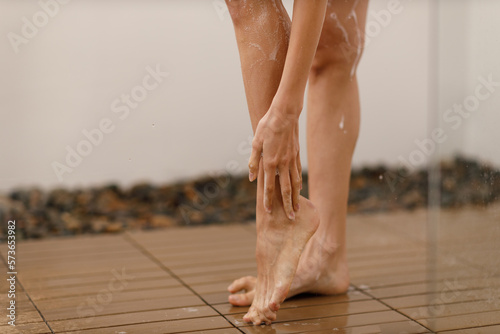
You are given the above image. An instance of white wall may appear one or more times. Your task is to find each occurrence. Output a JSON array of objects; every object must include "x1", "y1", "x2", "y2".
[
  {"x1": 1, "y1": 0, "x2": 434, "y2": 192},
  {"x1": 437, "y1": 0, "x2": 500, "y2": 166},
  {"x1": 461, "y1": 0, "x2": 500, "y2": 165}
]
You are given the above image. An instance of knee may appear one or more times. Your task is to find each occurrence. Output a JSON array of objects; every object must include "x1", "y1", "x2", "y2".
[{"x1": 310, "y1": 42, "x2": 364, "y2": 81}]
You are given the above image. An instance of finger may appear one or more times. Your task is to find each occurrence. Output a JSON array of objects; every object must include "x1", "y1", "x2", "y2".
[
  {"x1": 290, "y1": 161, "x2": 301, "y2": 212},
  {"x1": 227, "y1": 276, "x2": 256, "y2": 293},
  {"x1": 279, "y1": 166, "x2": 294, "y2": 220},
  {"x1": 263, "y1": 164, "x2": 276, "y2": 213},
  {"x1": 248, "y1": 139, "x2": 262, "y2": 182},
  {"x1": 243, "y1": 312, "x2": 251, "y2": 323},
  {"x1": 228, "y1": 290, "x2": 255, "y2": 306},
  {"x1": 297, "y1": 151, "x2": 303, "y2": 189},
  {"x1": 263, "y1": 306, "x2": 277, "y2": 323},
  {"x1": 243, "y1": 307, "x2": 257, "y2": 323}
]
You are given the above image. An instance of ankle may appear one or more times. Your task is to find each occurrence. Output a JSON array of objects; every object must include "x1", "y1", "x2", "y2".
[{"x1": 312, "y1": 234, "x2": 345, "y2": 256}]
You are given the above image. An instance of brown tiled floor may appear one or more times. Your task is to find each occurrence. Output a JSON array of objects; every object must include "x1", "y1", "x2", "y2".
[{"x1": 1, "y1": 205, "x2": 499, "y2": 333}]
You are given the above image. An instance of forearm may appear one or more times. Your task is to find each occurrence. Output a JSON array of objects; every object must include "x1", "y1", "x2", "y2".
[{"x1": 273, "y1": 0, "x2": 327, "y2": 117}]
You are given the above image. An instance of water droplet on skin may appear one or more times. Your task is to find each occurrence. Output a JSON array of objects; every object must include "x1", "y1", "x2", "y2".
[
  {"x1": 330, "y1": 13, "x2": 350, "y2": 45},
  {"x1": 348, "y1": 0, "x2": 362, "y2": 79}
]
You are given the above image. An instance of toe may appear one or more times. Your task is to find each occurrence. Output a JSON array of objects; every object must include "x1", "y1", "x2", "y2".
[
  {"x1": 227, "y1": 276, "x2": 256, "y2": 293},
  {"x1": 269, "y1": 285, "x2": 288, "y2": 312},
  {"x1": 263, "y1": 306, "x2": 277, "y2": 322},
  {"x1": 246, "y1": 307, "x2": 268, "y2": 326},
  {"x1": 228, "y1": 290, "x2": 255, "y2": 306},
  {"x1": 269, "y1": 300, "x2": 280, "y2": 312},
  {"x1": 251, "y1": 314, "x2": 266, "y2": 326},
  {"x1": 243, "y1": 306, "x2": 257, "y2": 323}
]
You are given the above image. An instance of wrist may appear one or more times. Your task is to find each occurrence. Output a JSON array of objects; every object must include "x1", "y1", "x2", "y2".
[
  {"x1": 271, "y1": 92, "x2": 303, "y2": 119},
  {"x1": 267, "y1": 103, "x2": 299, "y2": 132}
]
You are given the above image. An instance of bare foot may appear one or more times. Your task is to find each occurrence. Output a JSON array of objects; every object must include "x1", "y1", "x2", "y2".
[
  {"x1": 289, "y1": 233, "x2": 350, "y2": 296},
  {"x1": 228, "y1": 217, "x2": 349, "y2": 312},
  {"x1": 228, "y1": 196, "x2": 319, "y2": 325}
]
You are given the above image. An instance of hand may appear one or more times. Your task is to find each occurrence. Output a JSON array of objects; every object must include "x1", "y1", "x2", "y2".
[{"x1": 248, "y1": 104, "x2": 302, "y2": 220}]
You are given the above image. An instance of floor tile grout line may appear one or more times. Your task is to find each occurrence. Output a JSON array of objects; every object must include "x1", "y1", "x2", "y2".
[
  {"x1": 28, "y1": 287, "x2": 196, "y2": 303},
  {"x1": 122, "y1": 234, "x2": 245, "y2": 334},
  {"x1": 51, "y1": 315, "x2": 232, "y2": 333},
  {"x1": 350, "y1": 274, "x2": 465, "y2": 286},
  {"x1": 275, "y1": 320, "x2": 432, "y2": 334},
  {"x1": 26, "y1": 278, "x2": 182, "y2": 292},
  {"x1": 437, "y1": 323, "x2": 500, "y2": 333},
  {"x1": 210, "y1": 296, "x2": 374, "y2": 312},
  {"x1": 353, "y1": 285, "x2": 436, "y2": 333},
  {"x1": 18, "y1": 267, "x2": 170, "y2": 282},
  {"x1": 44, "y1": 306, "x2": 208, "y2": 324},
  {"x1": 0, "y1": 251, "x2": 55, "y2": 334},
  {"x1": 359, "y1": 286, "x2": 495, "y2": 303},
  {"x1": 227, "y1": 309, "x2": 421, "y2": 328},
  {"x1": 350, "y1": 271, "x2": 491, "y2": 292},
  {"x1": 169, "y1": 327, "x2": 240, "y2": 334}
]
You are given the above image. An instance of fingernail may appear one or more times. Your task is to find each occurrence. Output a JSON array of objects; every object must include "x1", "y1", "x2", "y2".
[
  {"x1": 296, "y1": 203, "x2": 300, "y2": 211},
  {"x1": 289, "y1": 212, "x2": 295, "y2": 220},
  {"x1": 249, "y1": 173, "x2": 254, "y2": 181},
  {"x1": 227, "y1": 284, "x2": 233, "y2": 291},
  {"x1": 265, "y1": 207, "x2": 272, "y2": 214}
]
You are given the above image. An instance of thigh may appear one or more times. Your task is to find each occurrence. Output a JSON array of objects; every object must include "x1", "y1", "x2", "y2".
[{"x1": 225, "y1": 0, "x2": 289, "y2": 22}]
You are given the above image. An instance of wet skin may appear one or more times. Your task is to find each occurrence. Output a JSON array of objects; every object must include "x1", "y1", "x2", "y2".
[{"x1": 225, "y1": 0, "x2": 369, "y2": 324}]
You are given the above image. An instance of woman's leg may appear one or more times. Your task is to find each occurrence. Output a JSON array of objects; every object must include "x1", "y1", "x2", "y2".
[
  {"x1": 225, "y1": 0, "x2": 319, "y2": 325},
  {"x1": 227, "y1": 0, "x2": 369, "y2": 301},
  {"x1": 292, "y1": 0, "x2": 369, "y2": 295},
  {"x1": 225, "y1": 0, "x2": 290, "y2": 129}
]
